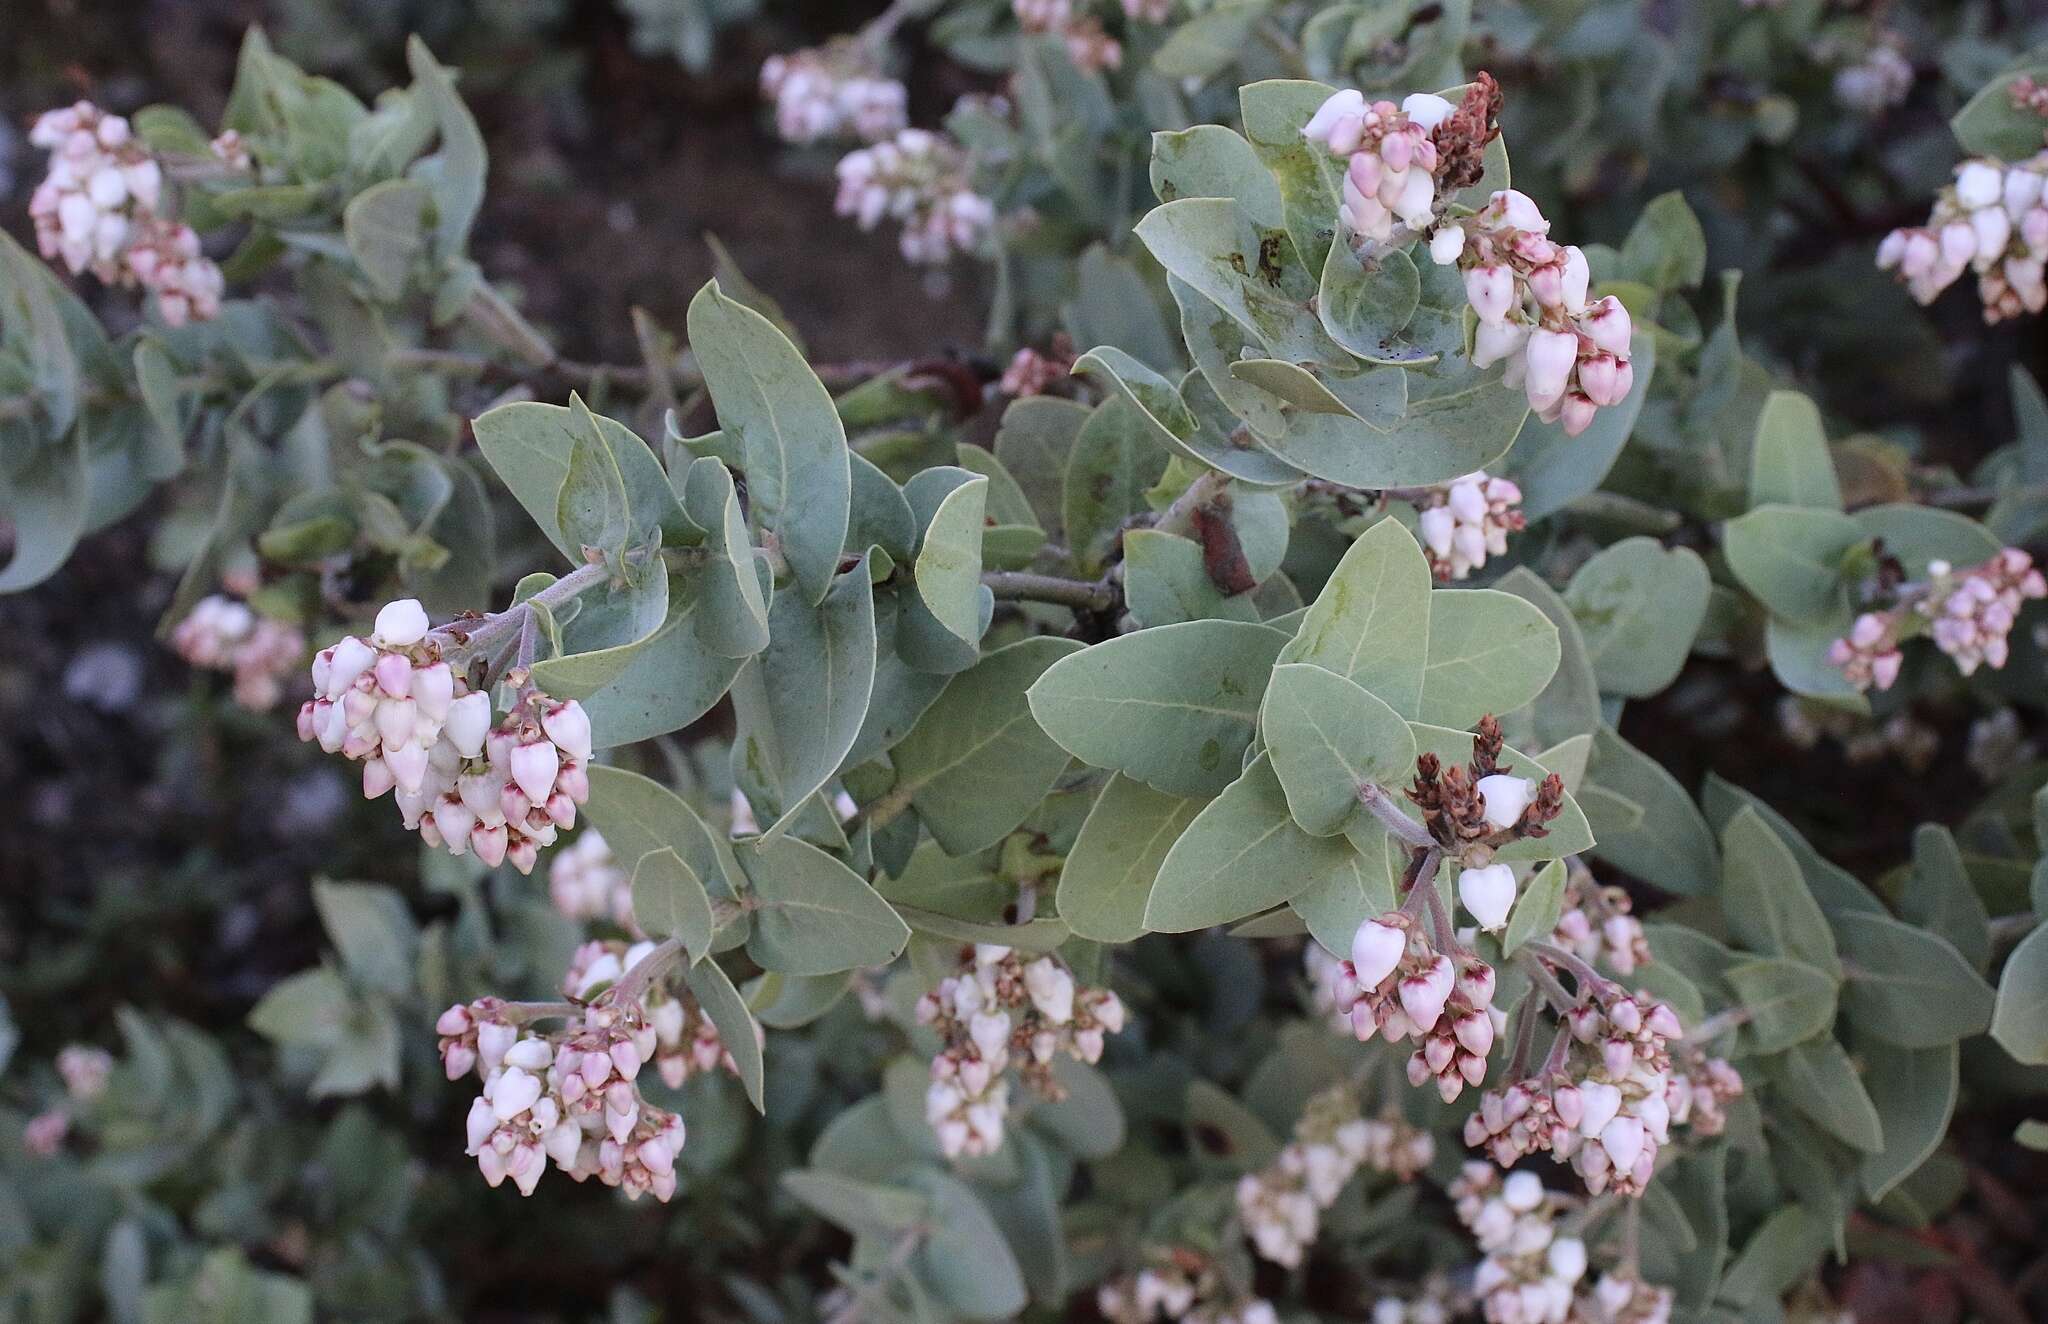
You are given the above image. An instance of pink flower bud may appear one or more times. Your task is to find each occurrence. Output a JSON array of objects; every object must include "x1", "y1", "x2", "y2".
[
  {"x1": 1464, "y1": 264, "x2": 1516, "y2": 324},
  {"x1": 373, "y1": 599, "x2": 431, "y2": 647},
  {"x1": 1523, "y1": 329, "x2": 1579, "y2": 410},
  {"x1": 1399, "y1": 956, "x2": 1454, "y2": 1034},
  {"x1": 1349, "y1": 919, "x2": 1408, "y2": 987},
  {"x1": 542, "y1": 701, "x2": 593, "y2": 764},
  {"x1": 1475, "y1": 774, "x2": 1535, "y2": 831},
  {"x1": 472, "y1": 822, "x2": 510, "y2": 868},
  {"x1": 509, "y1": 740, "x2": 561, "y2": 806}
]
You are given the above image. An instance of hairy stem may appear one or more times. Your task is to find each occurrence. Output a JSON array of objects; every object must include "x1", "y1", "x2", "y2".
[
  {"x1": 609, "y1": 937, "x2": 686, "y2": 1008},
  {"x1": 1359, "y1": 781, "x2": 1436, "y2": 850},
  {"x1": 1514, "y1": 948, "x2": 1581, "y2": 1014},
  {"x1": 1522, "y1": 939, "x2": 1613, "y2": 997},
  {"x1": 982, "y1": 570, "x2": 1118, "y2": 612}
]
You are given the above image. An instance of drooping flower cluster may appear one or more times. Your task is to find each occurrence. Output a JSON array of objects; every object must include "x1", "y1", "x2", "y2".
[
  {"x1": 1879, "y1": 153, "x2": 2048, "y2": 321},
  {"x1": 1407, "y1": 470, "x2": 1526, "y2": 582},
  {"x1": 171, "y1": 594, "x2": 306, "y2": 710},
  {"x1": 914, "y1": 944, "x2": 1126, "y2": 1157},
  {"x1": 1302, "y1": 88, "x2": 1459, "y2": 246},
  {"x1": 1439, "y1": 189, "x2": 1636, "y2": 437},
  {"x1": 1097, "y1": 1254, "x2": 1276, "y2": 1324},
  {"x1": 835, "y1": 128, "x2": 996, "y2": 265},
  {"x1": 1464, "y1": 987, "x2": 1695, "y2": 1196},
  {"x1": 295, "y1": 599, "x2": 593, "y2": 874},
  {"x1": 1450, "y1": 1166, "x2": 1588, "y2": 1324},
  {"x1": 759, "y1": 39, "x2": 907, "y2": 145},
  {"x1": 549, "y1": 830, "x2": 636, "y2": 930},
  {"x1": 1369, "y1": 1277, "x2": 1460, "y2": 1324},
  {"x1": 28, "y1": 101, "x2": 223, "y2": 324},
  {"x1": 1548, "y1": 863, "x2": 1650, "y2": 978},
  {"x1": 436, "y1": 944, "x2": 693, "y2": 1201},
  {"x1": 1586, "y1": 1273, "x2": 1676, "y2": 1324},
  {"x1": 1236, "y1": 1083, "x2": 1434, "y2": 1268},
  {"x1": 1012, "y1": 0, "x2": 1123, "y2": 73},
  {"x1": 1336, "y1": 913, "x2": 1502, "y2": 1102},
  {"x1": 2012, "y1": 75, "x2": 2048, "y2": 120},
  {"x1": 1827, "y1": 549, "x2": 2046, "y2": 691}
]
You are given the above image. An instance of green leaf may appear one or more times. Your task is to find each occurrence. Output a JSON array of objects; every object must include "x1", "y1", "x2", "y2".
[
  {"x1": 1123, "y1": 529, "x2": 1260, "y2": 627},
  {"x1": 311, "y1": 881, "x2": 416, "y2": 998},
  {"x1": 1720, "y1": 808, "x2": 1840, "y2": 975},
  {"x1": 1058, "y1": 775, "x2": 1207, "y2": 943},
  {"x1": 1239, "y1": 78, "x2": 1345, "y2": 284},
  {"x1": 1063, "y1": 395, "x2": 1172, "y2": 572},
  {"x1": 1619, "y1": 191, "x2": 1707, "y2": 294},
  {"x1": 341, "y1": 179, "x2": 429, "y2": 300},
  {"x1": 1276, "y1": 517, "x2": 1432, "y2": 715},
  {"x1": 1718, "y1": 1206, "x2": 1834, "y2": 1308},
  {"x1": 1318, "y1": 241, "x2": 1424, "y2": 365},
  {"x1": 0, "y1": 424, "x2": 88, "y2": 593},
  {"x1": 1418, "y1": 588, "x2": 1561, "y2": 728},
  {"x1": 1993, "y1": 923, "x2": 2048, "y2": 1064},
  {"x1": 1857, "y1": 1040, "x2": 1957, "y2": 1202},
  {"x1": 1725, "y1": 958, "x2": 1837, "y2": 1053},
  {"x1": 736, "y1": 835, "x2": 910, "y2": 975},
  {"x1": 1071, "y1": 346, "x2": 1303, "y2": 485},
  {"x1": 1289, "y1": 825, "x2": 1400, "y2": 953},
  {"x1": 1026, "y1": 1059, "x2": 1126, "y2": 1160},
  {"x1": 1493, "y1": 568, "x2": 1602, "y2": 747},
  {"x1": 1149, "y1": 124, "x2": 1285, "y2": 228},
  {"x1": 404, "y1": 37, "x2": 486, "y2": 261},
  {"x1": 888, "y1": 635, "x2": 1086, "y2": 854},
  {"x1": 581, "y1": 765, "x2": 741, "y2": 904},
  {"x1": 1748, "y1": 390, "x2": 1842, "y2": 511},
  {"x1": 1144, "y1": 753, "x2": 1365, "y2": 932},
  {"x1": 1768, "y1": 1038, "x2": 1884, "y2": 1153},
  {"x1": 1852, "y1": 501, "x2": 2004, "y2": 571},
  {"x1": 914, "y1": 475, "x2": 989, "y2": 644},
  {"x1": 472, "y1": 400, "x2": 689, "y2": 563},
  {"x1": 1503, "y1": 860, "x2": 1567, "y2": 956},
  {"x1": 1028, "y1": 619, "x2": 1290, "y2": 797},
  {"x1": 630, "y1": 847, "x2": 714, "y2": 962},
  {"x1": 781, "y1": 1170, "x2": 926, "y2": 1236},
  {"x1": 1721, "y1": 506, "x2": 1858, "y2": 622},
  {"x1": 1259, "y1": 663, "x2": 1416, "y2": 835},
  {"x1": 1563, "y1": 538, "x2": 1710, "y2": 698},
  {"x1": 1951, "y1": 60, "x2": 2048, "y2": 158},
  {"x1": 902, "y1": 1170, "x2": 1029, "y2": 1321},
  {"x1": 1903, "y1": 825, "x2": 1991, "y2": 974},
  {"x1": 565, "y1": 572, "x2": 746, "y2": 746},
  {"x1": 1701, "y1": 776, "x2": 1886, "y2": 921},
  {"x1": 687, "y1": 279, "x2": 851, "y2": 605},
  {"x1": 1132, "y1": 197, "x2": 1349, "y2": 370},
  {"x1": 1064, "y1": 245, "x2": 1180, "y2": 374},
  {"x1": 994, "y1": 396, "x2": 1090, "y2": 540},
  {"x1": 1151, "y1": 0, "x2": 1273, "y2": 79},
  {"x1": 728, "y1": 564, "x2": 877, "y2": 836},
  {"x1": 1582, "y1": 728, "x2": 1718, "y2": 897},
  {"x1": 557, "y1": 396, "x2": 632, "y2": 558},
  {"x1": 681, "y1": 957, "x2": 766, "y2": 1111},
  {"x1": 680, "y1": 457, "x2": 771, "y2": 658},
  {"x1": 1837, "y1": 910, "x2": 1995, "y2": 1049}
]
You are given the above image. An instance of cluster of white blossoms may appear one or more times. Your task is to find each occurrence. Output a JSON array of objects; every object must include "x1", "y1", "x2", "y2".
[
  {"x1": 549, "y1": 830, "x2": 636, "y2": 930},
  {"x1": 1368, "y1": 1277, "x2": 1460, "y2": 1324},
  {"x1": 1830, "y1": 40, "x2": 1914, "y2": 116},
  {"x1": 835, "y1": 128, "x2": 996, "y2": 265},
  {"x1": 1301, "y1": 79, "x2": 1635, "y2": 437},
  {"x1": 1828, "y1": 549, "x2": 2047, "y2": 692},
  {"x1": 1968, "y1": 707, "x2": 2036, "y2": 782},
  {"x1": 1407, "y1": 470, "x2": 1525, "y2": 582},
  {"x1": 759, "y1": 40, "x2": 907, "y2": 145},
  {"x1": 564, "y1": 941, "x2": 749, "y2": 1089},
  {"x1": 1548, "y1": 863, "x2": 1650, "y2": 979},
  {"x1": 1335, "y1": 911, "x2": 1504, "y2": 1103},
  {"x1": 22, "y1": 1043, "x2": 117, "y2": 1156},
  {"x1": 1236, "y1": 1083, "x2": 1434, "y2": 1268},
  {"x1": 437, "y1": 960, "x2": 688, "y2": 1201},
  {"x1": 296, "y1": 599, "x2": 594, "y2": 874},
  {"x1": 1878, "y1": 154, "x2": 2048, "y2": 321},
  {"x1": 1012, "y1": 0, "x2": 1123, "y2": 73},
  {"x1": 1097, "y1": 1257, "x2": 1276, "y2": 1324},
  {"x1": 999, "y1": 332, "x2": 1077, "y2": 398},
  {"x1": 914, "y1": 944, "x2": 1125, "y2": 1157},
  {"x1": 28, "y1": 101, "x2": 224, "y2": 325},
  {"x1": 1464, "y1": 986, "x2": 1719, "y2": 1198},
  {"x1": 1450, "y1": 1166, "x2": 1589, "y2": 1324},
  {"x1": 171, "y1": 595, "x2": 306, "y2": 710}
]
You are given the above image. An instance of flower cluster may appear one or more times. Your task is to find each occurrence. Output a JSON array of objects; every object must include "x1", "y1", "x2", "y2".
[
  {"x1": 296, "y1": 598, "x2": 593, "y2": 874},
  {"x1": 171, "y1": 594, "x2": 306, "y2": 710},
  {"x1": 836, "y1": 128, "x2": 996, "y2": 265},
  {"x1": 1548, "y1": 863, "x2": 1650, "y2": 978},
  {"x1": 914, "y1": 944, "x2": 1126, "y2": 1157},
  {"x1": 56, "y1": 1045, "x2": 114, "y2": 1101},
  {"x1": 759, "y1": 40, "x2": 907, "y2": 145},
  {"x1": 1368, "y1": 1277, "x2": 1459, "y2": 1324},
  {"x1": 1302, "y1": 89, "x2": 1458, "y2": 246},
  {"x1": 1778, "y1": 697, "x2": 1940, "y2": 773},
  {"x1": 1236, "y1": 1083, "x2": 1434, "y2": 1267},
  {"x1": 1334, "y1": 914, "x2": 1503, "y2": 1102},
  {"x1": 1408, "y1": 471, "x2": 1526, "y2": 582},
  {"x1": 1587, "y1": 1273, "x2": 1676, "y2": 1324},
  {"x1": 1464, "y1": 987, "x2": 1709, "y2": 1197},
  {"x1": 1097, "y1": 1254, "x2": 1276, "y2": 1324},
  {"x1": 2012, "y1": 75, "x2": 2048, "y2": 120},
  {"x1": 1440, "y1": 189, "x2": 1635, "y2": 437},
  {"x1": 564, "y1": 941, "x2": 749, "y2": 1089},
  {"x1": 28, "y1": 101, "x2": 223, "y2": 324},
  {"x1": 1013, "y1": 0, "x2": 1123, "y2": 73},
  {"x1": 1450, "y1": 1165, "x2": 1588, "y2": 1324},
  {"x1": 1879, "y1": 153, "x2": 2048, "y2": 321},
  {"x1": 1968, "y1": 707, "x2": 2036, "y2": 782},
  {"x1": 436, "y1": 947, "x2": 691, "y2": 1201},
  {"x1": 549, "y1": 830, "x2": 636, "y2": 930},
  {"x1": 1831, "y1": 40, "x2": 1914, "y2": 116},
  {"x1": 999, "y1": 333, "x2": 1077, "y2": 397},
  {"x1": 1828, "y1": 549, "x2": 2046, "y2": 691}
]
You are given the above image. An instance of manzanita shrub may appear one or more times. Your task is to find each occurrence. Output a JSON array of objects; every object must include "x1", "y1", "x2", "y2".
[{"x1": 10, "y1": 3, "x2": 2048, "y2": 1322}]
